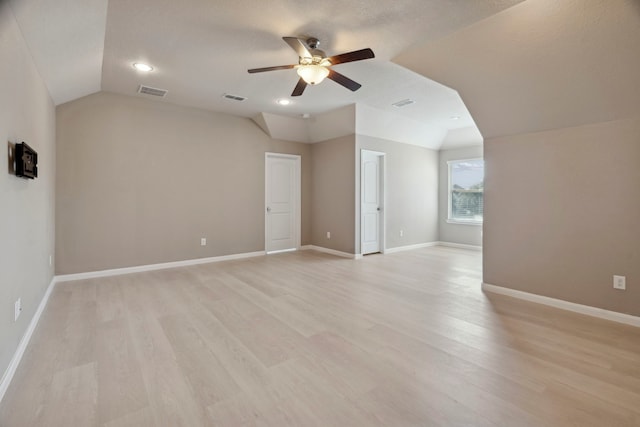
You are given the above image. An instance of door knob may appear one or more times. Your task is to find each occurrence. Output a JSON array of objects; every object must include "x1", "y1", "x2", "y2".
[
  {"x1": 377, "y1": 207, "x2": 381, "y2": 211},
  {"x1": 266, "y1": 206, "x2": 271, "y2": 212}
]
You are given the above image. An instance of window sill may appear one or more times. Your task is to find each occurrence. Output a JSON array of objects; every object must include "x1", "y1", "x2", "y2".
[{"x1": 446, "y1": 219, "x2": 483, "y2": 226}]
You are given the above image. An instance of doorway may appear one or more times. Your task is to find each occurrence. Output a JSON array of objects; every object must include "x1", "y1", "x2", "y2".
[
  {"x1": 361, "y1": 150, "x2": 385, "y2": 255},
  {"x1": 265, "y1": 153, "x2": 301, "y2": 253}
]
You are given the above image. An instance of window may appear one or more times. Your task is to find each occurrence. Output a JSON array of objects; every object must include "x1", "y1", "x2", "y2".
[{"x1": 448, "y1": 158, "x2": 484, "y2": 224}]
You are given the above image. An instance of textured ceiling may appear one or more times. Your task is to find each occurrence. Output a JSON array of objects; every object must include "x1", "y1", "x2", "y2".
[
  {"x1": 8, "y1": 0, "x2": 527, "y2": 148},
  {"x1": 9, "y1": 0, "x2": 108, "y2": 105},
  {"x1": 394, "y1": 0, "x2": 640, "y2": 139},
  {"x1": 15, "y1": 0, "x2": 637, "y2": 147},
  {"x1": 100, "y1": 0, "x2": 522, "y2": 133}
]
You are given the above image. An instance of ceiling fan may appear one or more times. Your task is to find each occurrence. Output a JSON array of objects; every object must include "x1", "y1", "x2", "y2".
[{"x1": 248, "y1": 36, "x2": 375, "y2": 97}]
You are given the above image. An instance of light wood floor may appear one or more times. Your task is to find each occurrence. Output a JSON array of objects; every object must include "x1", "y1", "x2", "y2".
[{"x1": 1, "y1": 247, "x2": 640, "y2": 426}]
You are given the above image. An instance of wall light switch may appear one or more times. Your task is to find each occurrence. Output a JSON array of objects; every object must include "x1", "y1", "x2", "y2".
[
  {"x1": 326, "y1": 232, "x2": 331, "y2": 239},
  {"x1": 201, "y1": 238, "x2": 207, "y2": 246}
]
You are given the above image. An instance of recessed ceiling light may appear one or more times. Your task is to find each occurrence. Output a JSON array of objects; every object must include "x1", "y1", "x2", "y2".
[
  {"x1": 450, "y1": 116, "x2": 461, "y2": 120},
  {"x1": 277, "y1": 99, "x2": 291, "y2": 106},
  {"x1": 133, "y1": 63, "x2": 153, "y2": 72}
]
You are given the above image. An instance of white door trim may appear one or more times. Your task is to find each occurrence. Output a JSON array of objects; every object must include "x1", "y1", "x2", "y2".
[
  {"x1": 360, "y1": 149, "x2": 386, "y2": 255},
  {"x1": 265, "y1": 152, "x2": 301, "y2": 254}
]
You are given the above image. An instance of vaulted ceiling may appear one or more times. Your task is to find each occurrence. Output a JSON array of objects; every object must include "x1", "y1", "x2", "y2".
[
  {"x1": 7, "y1": 0, "x2": 527, "y2": 148},
  {"x1": 395, "y1": 0, "x2": 640, "y2": 139},
  {"x1": 8, "y1": 0, "x2": 636, "y2": 145}
]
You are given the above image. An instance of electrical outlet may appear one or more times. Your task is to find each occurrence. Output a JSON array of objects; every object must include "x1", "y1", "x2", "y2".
[
  {"x1": 400, "y1": 230, "x2": 404, "y2": 237},
  {"x1": 613, "y1": 275, "x2": 626, "y2": 290},
  {"x1": 15, "y1": 298, "x2": 22, "y2": 321},
  {"x1": 200, "y1": 238, "x2": 207, "y2": 246},
  {"x1": 326, "y1": 231, "x2": 331, "y2": 239}
]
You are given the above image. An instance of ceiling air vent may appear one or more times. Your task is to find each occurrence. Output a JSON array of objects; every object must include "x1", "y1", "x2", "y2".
[
  {"x1": 222, "y1": 93, "x2": 247, "y2": 102},
  {"x1": 392, "y1": 98, "x2": 415, "y2": 108},
  {"x1": 138, "y1": 85, "x2": 168, "y2": 97}
]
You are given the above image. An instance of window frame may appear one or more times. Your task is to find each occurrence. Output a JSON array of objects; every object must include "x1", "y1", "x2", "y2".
[{"x1": 447, "y1": 158, "x2": 484, "y2": 226}]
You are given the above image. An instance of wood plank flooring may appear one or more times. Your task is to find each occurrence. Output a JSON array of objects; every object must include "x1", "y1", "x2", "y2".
[{"x1": 1, "y1": 247, "x2": 640, "y2": 426}]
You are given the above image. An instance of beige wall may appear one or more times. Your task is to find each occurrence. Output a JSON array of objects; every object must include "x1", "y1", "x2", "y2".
[
  {"x1": 484, "y1": 117, "x2": 640, "y2": 316},
  {"x1": 310, "y1": 135, "x2": 356, "y2": 253},
  {"x1": 0, "y1": 3, "x2": 56, "y2": 385},
  {"x1": 438, "y1": 146, "x2": 483, "y2": 247},
  {"x1": 56, "y1": 92, "x2": 311, "y2": 274},
  {"x1": 356, "y1": 135, "x2": 439, "y2": 253}
]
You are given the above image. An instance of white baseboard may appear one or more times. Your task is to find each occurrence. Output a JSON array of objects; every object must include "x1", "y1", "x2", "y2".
[
  {"x1": 55, "y1": 251, "x2": 266, "y2": 283},
  {"x1": 301, "y1": 245, "x2": 357, "y2": 259},
  {"x1": 305, "y1": 241, "x2": 480, "y2": 257},
  {"x1": 0, "y1": 276, "x2": 57, "y2": 403},
  {"x1": 482, "y1": 282, "x2": 640, "y2": 328},
  {"x1": 438, "y1": 241, "x2": 482, "y2": 251},
  {"x1": 265, "y1": 248, "x2": 297, "y2": 255},
  {"x1": 383, "y1": 242, "x2": 439, "y2": 254}
]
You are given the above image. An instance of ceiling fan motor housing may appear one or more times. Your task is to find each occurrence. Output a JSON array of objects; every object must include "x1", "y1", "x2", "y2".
[
  {"x1": 305, "y1": 37, "x2": 326, "y2": 60},
  {"x1": 306, "y1": 37, "x2": 320, "y2": 49}
]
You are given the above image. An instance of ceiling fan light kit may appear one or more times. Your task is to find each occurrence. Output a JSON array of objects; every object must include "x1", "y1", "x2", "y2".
[
  {"x1": 296, "y1": 64, "x2": 329, "y2": 85},
  {"x1": 248, "y1": 36, "x2": 375, "y2": 97}
]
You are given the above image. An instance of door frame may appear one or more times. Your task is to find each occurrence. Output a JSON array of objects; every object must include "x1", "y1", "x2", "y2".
[
  {"x1": 360, "y1": 149, "x2": 386, "y2": 255},
  {"x1": 265, "y1": 152, "x2": 301, "y2": 254}
]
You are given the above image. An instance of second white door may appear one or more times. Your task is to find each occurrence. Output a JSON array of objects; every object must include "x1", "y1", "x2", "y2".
[
  {"x1": 265, "y1": 153, "x2": 300, "y2": 253},
  {"x1": 361, "y1": 150, "x2": 383, "y2": 255}
]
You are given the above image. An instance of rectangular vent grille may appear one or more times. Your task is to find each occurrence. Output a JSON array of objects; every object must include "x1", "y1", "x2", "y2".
[
  {"x1": 223, "y1": 93, "x2": 247, "y2": 102},
  {"x1": 392, "y1": 98, "x2": 415, "y2": 108},
  {"x1": 138, "y1": 85, "x2": 168, "y2": 97}
]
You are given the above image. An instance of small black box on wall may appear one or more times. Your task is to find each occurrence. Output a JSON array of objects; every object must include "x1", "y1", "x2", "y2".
[{"x1": 15, "y1": 142, "x2": 38, "y2": 179}]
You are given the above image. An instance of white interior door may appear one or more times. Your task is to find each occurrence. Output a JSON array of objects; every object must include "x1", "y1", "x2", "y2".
[
  {"x1": 361, "y1": 150, "x2": 383, "y2": 255},
  {"x1": 265, "y1": 153, "x2": 300, "y2": 253}
]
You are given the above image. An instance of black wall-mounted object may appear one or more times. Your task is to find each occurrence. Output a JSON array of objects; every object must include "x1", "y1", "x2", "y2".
[{"x1": 15, "y1": 142, "x2": 38, "y2": 179}]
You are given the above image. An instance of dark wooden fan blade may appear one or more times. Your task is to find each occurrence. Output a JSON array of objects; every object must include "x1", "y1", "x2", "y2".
[
  {"x1": 283, "y1": 36, "x2": 312, "y2": 58},
  {"x1": 327, "y1": 69, "x2": 361, "y2": 91},
  {"x1": 248, "y1": 64, "x2": 296, "y2": 73},
  {"x1": 291, "y1": 78, "x2": 307, "y2": 97},
  {"x1": 327, "y1": 48, "x2": 375, "y2": 65}
]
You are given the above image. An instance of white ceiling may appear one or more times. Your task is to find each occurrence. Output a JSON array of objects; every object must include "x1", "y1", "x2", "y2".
[
  {"x1": 9, "y1": 0, "x2": 108, "y2": 105},
  {"x1": 394, "y1": 0, "x2": 640, "y2": 139},
  {"x1": 9, "y1": 0, "x2": 528, "y2": 148}
]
